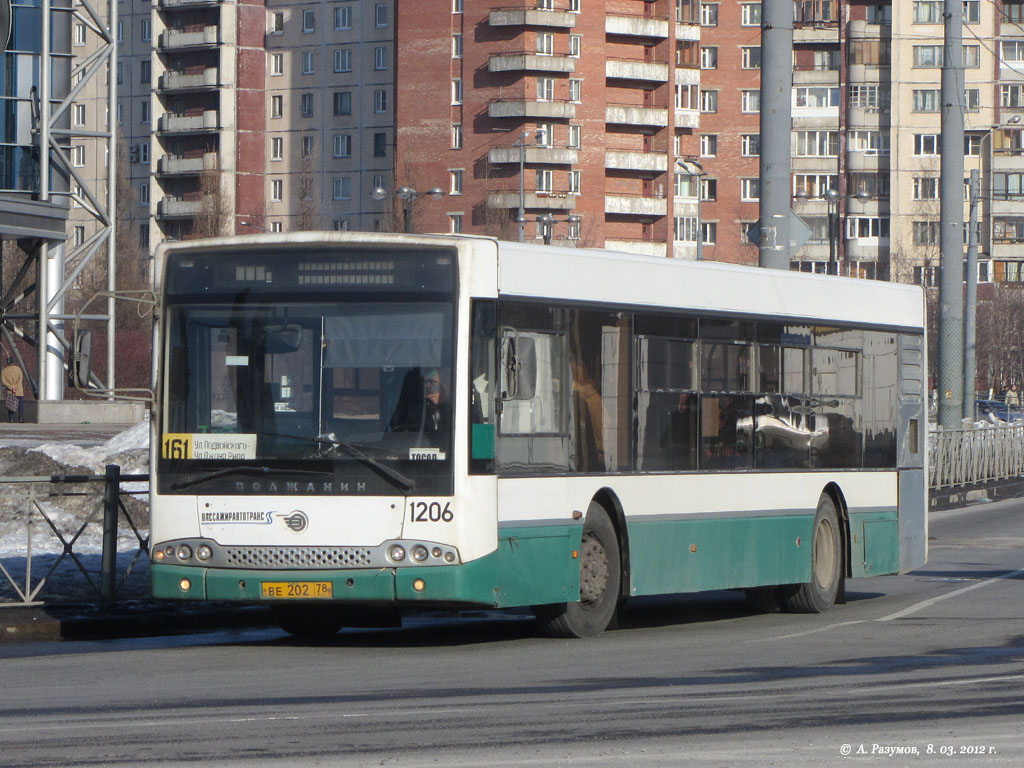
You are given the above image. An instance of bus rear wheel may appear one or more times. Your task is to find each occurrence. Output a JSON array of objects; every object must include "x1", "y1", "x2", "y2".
[
  {"x1": 781, "y1": 493, "x2": 842, "y2": 614},
  {"x1": 535, "y1": 503, "x2": 621, "y2": 638},
  {"x1": 271, "y1": 604, "x2": 344, "y2": 639}
]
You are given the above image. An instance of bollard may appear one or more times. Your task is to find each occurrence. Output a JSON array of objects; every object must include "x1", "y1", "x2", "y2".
[{"x1": 100, "y1": 464, "x2": 120, "y2": 610}]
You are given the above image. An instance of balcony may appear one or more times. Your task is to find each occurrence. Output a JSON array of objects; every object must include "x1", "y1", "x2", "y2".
[
  {"x1": 157, "y1": 110, "x2": 220, "y2": 133},
  {"x1": 605, "y1": 150, "x2": 668, "y2": 173},
  {"x1": 158, "y1": 26, "x2": 221, "y2": 50},
  {"x1": 674, "y1": 109, "x2": 699, "y2": 130},
  {"x1": 157, "y1": 197, "x2": 202, "y2": 217},
  {"x1": 605, "y1": 239, "x2": 667, "y2": 257},
  {"x1": 489, "y1": 146, "x2": 578, "y2": 165},
  {"x1": 489, "y1": 7, "x2": 577, "y2": 28},
  {"x1": 489, "y1": 52, "x2": 575, "y2": 73},
  {"x1": 606, "y1": 58, "x2": 669, "y2": 83},
  {"x1": 488, "y1": 99, "x2": 576, "y2": 119},
  {"x1": 487, "y1": 189, "x2": 577, "y2": 211},
  {"x1": 157, "y1": 152, "x2": 218, "y2": 176},
  {"x1": 605, "y1": 194, "x2": 667, "y2": 217},
  {"x1": 793, "y1": 22, "x2": 839, "y2": 45},
  {"x1": 606, "y1": 103, "x2": 669, "y2": 127},
  {"x1": 605, "y1": 14, "x2": 669, "y2": 39},
  {"x1": 158, "y1": 68, "x2": 219, "y2": 91},
  {"x1": 845, "y1": 152, "x2": 890, "y2": 172}
]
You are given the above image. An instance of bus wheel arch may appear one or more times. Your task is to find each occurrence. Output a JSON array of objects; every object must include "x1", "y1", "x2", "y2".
[
  {"x1": 534, "y1": 494, "x2": 625, "y2": 638},
  {"x1": 592, "y1": 487, "x2": 630, "y2": 601}
]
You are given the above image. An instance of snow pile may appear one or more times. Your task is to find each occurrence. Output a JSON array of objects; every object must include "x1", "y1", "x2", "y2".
[{"x1": 31, "y1": 420, "x2": 150, "y2": 474}]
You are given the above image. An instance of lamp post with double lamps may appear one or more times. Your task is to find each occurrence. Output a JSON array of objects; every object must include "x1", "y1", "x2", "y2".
[
  {"x1": 512, "y1": 129, "x2": 546, "y2": 243},
  {"x1": 535, "y1": 213, "x2": 581, "y2": 245},
  {"x1": 372, "y1": 185, "x2": 443, "y2": 233}
]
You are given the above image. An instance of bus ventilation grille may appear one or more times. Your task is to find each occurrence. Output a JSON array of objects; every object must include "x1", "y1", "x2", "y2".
[{"x1": 223, "y1": 546, "x2": 375, "y2": 568}]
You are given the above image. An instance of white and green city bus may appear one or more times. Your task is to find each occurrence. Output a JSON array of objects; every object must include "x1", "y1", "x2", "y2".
[{"x1": 149, "y1": 232, "x2": 927, "y2": 637}]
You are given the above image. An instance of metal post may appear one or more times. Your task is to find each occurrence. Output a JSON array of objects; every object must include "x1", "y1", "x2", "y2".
[
  {"x1": 937, "y1": 0, "x2": 966, "y2": 428},
  {"x1": 100, "y1": 463, "x2": 120, "y2": 610},
  {"x1": 517, "y1": 135, "x2": 526, "y2": 243},
  {"x1": 758, "y1": 0, "x2": 793, "y2": 270},
  {"x1": 964, "y1": 168, "x2": 980, "y2": 421},
  {"x1": 403, "y1": 201, "x2": 411, "y2": 233},
  {"x1": 107, "y1": 0, "x2": 118, "y2": 396}
]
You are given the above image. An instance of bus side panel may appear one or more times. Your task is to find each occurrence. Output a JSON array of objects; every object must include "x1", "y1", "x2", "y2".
[
  {"x1": 897, "y1": 468, "x2": 927, "y2": 572},
  {"x1": 494, "y1": 525, "x2": 582, "y2": 608},
  {"x1": 626, "y1": 515, "x2": 814, "y2": 596}
]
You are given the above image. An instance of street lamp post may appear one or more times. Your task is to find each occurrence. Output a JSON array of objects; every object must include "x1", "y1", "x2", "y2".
[
  {"x1": 823, "y1": 187, "x2": 840, "y2": 274},
  {"x1": 513, "y1": 129, "x2": 544, "y2": 243},
  {"x1": 535, "y1": 213, "x2": 581, "y2": 245},
  {"x1": 373, "y1": 185, "x2": 443, "y2": 233}
]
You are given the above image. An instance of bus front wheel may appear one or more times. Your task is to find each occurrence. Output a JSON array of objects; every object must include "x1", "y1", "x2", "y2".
[
  {"x1": 535, "y1": 503, "x2": 621, "y2": 638},
  {"x1": 781, "y1": 493, "x2": 842, "y2": 613}
]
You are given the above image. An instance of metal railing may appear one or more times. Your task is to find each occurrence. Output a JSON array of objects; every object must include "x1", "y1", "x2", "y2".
[
  {"x1": 929, "y1": 424, "x2": 1024, "y2": 489},
  {"x1": 0, "y1": 465, "x2": 149, "y2": 608}
]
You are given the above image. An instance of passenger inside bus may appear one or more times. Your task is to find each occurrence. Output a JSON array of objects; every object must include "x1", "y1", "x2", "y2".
[{"x1": 389, "y1": 366, "x2": 451, "y2": 439}]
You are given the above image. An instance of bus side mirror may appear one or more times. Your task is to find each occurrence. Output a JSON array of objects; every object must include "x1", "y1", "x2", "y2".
[{"x1": 70, "y1": 329, "x2": 93, "y2": 388}]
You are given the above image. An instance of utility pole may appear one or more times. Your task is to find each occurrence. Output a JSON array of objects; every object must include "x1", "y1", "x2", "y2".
[
  {"x1": 758, "y1": 0, "x2": 793, "y2": 271},
  {"x1": 936, "y1": 0, "x2": 966, "y2": 428}
]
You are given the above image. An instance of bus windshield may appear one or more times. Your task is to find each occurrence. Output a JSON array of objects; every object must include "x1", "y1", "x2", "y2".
[{"x1": 161, "y1": 299, "x2": 454, "y2": 495}]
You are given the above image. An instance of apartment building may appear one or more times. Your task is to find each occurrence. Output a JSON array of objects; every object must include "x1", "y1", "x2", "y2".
[{"x1": 65, "y1": 0, "x2": 1024, "y2": 289}]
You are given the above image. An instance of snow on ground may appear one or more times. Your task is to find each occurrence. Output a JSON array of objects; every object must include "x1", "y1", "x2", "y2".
[{"x1": 1, "y1": 422, "x2": 151, "y2": 602}]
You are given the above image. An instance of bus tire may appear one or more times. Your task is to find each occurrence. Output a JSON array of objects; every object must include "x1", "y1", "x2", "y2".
[
  {"x1": 535, "y1": 503, "x2": 621, "y2": 638},
  {"x1": 271, "y1": 604, "x2": 344, "y2": 639},
  {"x1": 782, "y1": 493, "x2": 842, "y2": 614}
]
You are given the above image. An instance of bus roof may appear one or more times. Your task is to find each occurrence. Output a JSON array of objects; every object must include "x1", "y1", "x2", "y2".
[{"x1": 155, "y1": 232, "x2": 925, "y2": 332}]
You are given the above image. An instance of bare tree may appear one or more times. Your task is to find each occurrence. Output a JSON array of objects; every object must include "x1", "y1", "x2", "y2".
[
  {"x1": 295, "y1": 134, "x2": 321, "y2": 232},
  {"x1": 192, "y1": 165, "x2": 230, "y2": 239}
]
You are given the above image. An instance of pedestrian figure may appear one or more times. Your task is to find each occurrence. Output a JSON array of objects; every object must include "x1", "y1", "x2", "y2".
[{"x1": 2, "y1": 357, "x2": 25, "y2": 423}]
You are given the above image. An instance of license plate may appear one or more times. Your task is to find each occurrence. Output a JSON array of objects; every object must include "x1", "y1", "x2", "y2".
[{"x1": 260, "y1": 581, "x2": 334, "y2": 600}]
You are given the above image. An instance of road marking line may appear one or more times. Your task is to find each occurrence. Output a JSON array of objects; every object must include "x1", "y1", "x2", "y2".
[{"x1": 877, "y1": 567, "x2": 1024, "y2": 622}]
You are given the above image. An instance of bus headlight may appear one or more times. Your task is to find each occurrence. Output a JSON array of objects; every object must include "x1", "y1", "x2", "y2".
[
  {"x1": 388, "y1": 545, "x2": 406, "y2": 562},
  {"x1": 196, "y1": 545, "x2": 213, "y2": 561},
  {"x1": 176, "y1": 545, "x2": 193, "y2": 561},
  {"x1": 411, "y1": 545, "x2": 429, "y2": 562}
]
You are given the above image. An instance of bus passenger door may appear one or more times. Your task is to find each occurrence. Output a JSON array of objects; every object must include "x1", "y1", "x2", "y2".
[{"x1": 897, "y1": 333, "x2": 926, "y2": 571}]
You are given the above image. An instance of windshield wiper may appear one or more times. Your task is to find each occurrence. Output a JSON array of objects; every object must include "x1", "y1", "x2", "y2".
[
  {"x1": 308, "y1": 433, "x2": 416, "y2": 494},
  {"x1": 171, "y1": 465, "x2": 329, "y2": 491}
]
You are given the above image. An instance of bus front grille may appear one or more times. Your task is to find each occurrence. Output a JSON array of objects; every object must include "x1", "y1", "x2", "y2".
[{"x1": 223, "y1": 546, "x2": 375, "y2": 569}]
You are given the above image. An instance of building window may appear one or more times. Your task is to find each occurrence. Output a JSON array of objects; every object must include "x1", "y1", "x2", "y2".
[
  {"x1": 537, "y1": 32, "x2": 554, "y2": 56},
  {"x1": 569, "y1": 170, "x2": 581, "y2": 195},
  {"x1": 963, "y1": 45, "x2": 980, "y2": 68},
  {"x1": 301, "y1": 93, "x2": 314, "y2": 117},
  {"x1": 741, "y1": 134, "x2": 760, "y2": 156},
  {"x1": 793, "y1": 174, "x2": 838, "y2": 198},
  {"x1": 965, "y1": 133, "x2": 983, "y2": 156},
  {"x1": 913, "y1": 177, "x2": 940, "y2": 200},
  {"x1": 450, "y1": 169, "x2": 464, "y2": 195},
  {"x1": 372, "y1": 46, "x2": 387, "y2": 71},
  {"x1": 1002, "y1": 84, "x2": 1024, "y2": 107},
  {"x1": 303, "y1": 51, "x2": 315, "y2": 74},
  {"x1": 701, "y1": 221, "x2": 717, "y2": 244},
  {"x1": 271, "y1": 53, "x2": 283, "y2": 76},
  {"x1": 451, "y1": 124, "x2": 463, "y2": 149},
  {"x1": 913, "y1": 221, "x2": 940, "y2": 245},
  {"x1": 140, "y1": 61, "x2": 150, "y2": 83},
  {"x1": 536, "y1": 122, "x2": 553, "y2": 147},
  {"x1": 450, "y1": 214, "x2": 463, "y2": 233},
  {"x1": 537, "y1": 77, "x2": 555, "y2": 101},
  {"x1": 141, "y1": 19, "x2": 151, "y2": 41},
  {"x1": 675, "y1": 83, "x2": 698, "y2": 110},
  {"x1": 74, "y1": 226, "x2": 86, "y2": 247},
  {"x1": 912, "y1": 1, "x2": 943, "y2": 23},
  {"x1": 912, "y1": 45, "x2": 943, "y2": 68},
  {"x1": 912, "y1": 90, "x2": 941, "y2": 112},
  {"x1": 675, "y1": 172, "x2": 697, "y2": 197},
  {"x1": 75, "y1": 23, "x2": 86, "y2": 46},
  {"x1": 848, "y1": 130, "x2": 889, "y2": 155},
  {"x1": 700, "y1": 178, "x2": 717, "y2": 201},
  {"x1": 271, "y1": 95, "x2": 283, "y2": 118},
  {"x1": 741, "y1": 89, "x2": 760, "y2": 112},
  {"x1": 374, "y1": 90, "x2": 387, "y2": 113},
  {"x1": 453, "y1": 34, "x2": 463, "y2": 58},
  {"x1": 700, "y1": 134, "x2": 717, "y2": 157},
  {"x1": 302, "y1": 135, "x2": 315, "y2": 158},
  {"x1": 335, "y1": 6, "x2": 352, "y2": 30},
  {"x1": 963, "y1": 0, "x2": 980, "y2": 23},
  {"x1": 271, "y1": 137, "x2": 283, "y2": 160},
  {"x1": 700, "y1": 89, "x2": 718, "y2": 113},
  {"x1": 849, "y1": 84, "x2": 885, "y2": 109},
  {"x1": 452, "y1": 79, "x2": 463, "y2": 105},
  {"x1": 334, "y1": 134, "x2": 352, "y2": 158},
  {"x1": 140, "y1": 100, "x2": 150, "y2": 123},
  {"x1": 794, "y1": 86, "x2": 840, "y2": 108},
  {"x1": 674, "y1": 216, "x2": 698, "y2": 242},
  {"x1": 376, "y1": 3, "x2": 388, "y2": 27},
  {"x1": 453, "y1": 0, "x2": 463, "y2": 13},
  {"x1": 72, "y1": 144, "x2": 86, "y2": 167},
  {"x1": 271, "y1": 179, "x2": 283, "y2": 202},
  {"x1": 73, "y1": 103, "x2": 86, "y2": 126},
  {"x1": 569, "y1": 79, "x2": 582, "y2": 103},
  {"x1": 334, "y1": 177, "x2": 352, "y2": 200},
  {"x1": 847, "y1": 217, "x2": 889, "y2": 239},
  {"x1": 700, "y1": 47, "x2": 718, "y2": 69},
  {"x1": 964, "y1": 88, "x2": 980, "y2": 112},
  {"x1": 741, "y1": 46, "x2": 761, "y2": 69},
  {"x1": 701, "y1": 3, "x2": 719, "y2": 25},
  {"x1": 741, "y1": 3, "x2": 761, "y2": 25},
  {"x1": 271, "y1": 12, "x2": 284, "y2": 34},
  {"x1": 914, "y1": 134, "x2": 940, "y2": 155},
  {"x1": 569, "y1": 35, "x2": 581, "y2": 57},
  {"x1": 536, "y1": 169, "x2": 553, "y2": 192},
  {"x1": 374, "y1": 132, "x2": 387, "y2": 157},
  {"x1": 335, "y1": 49, "x2": 352, "y2": 72},
  {"x1": 303, "y1": 9, "x2": 315, "y2": 33},
  {"x1": 741, "y1": 178, "x2": 760, "y2": 201},
  {"x1": 334, "y1": 91, "x2": 352, "y2": 116},
  {"x1": 794, "y1": 130, "x2": 839, "y2": 156},
  {"x1": 140, "y1": 183, "x2": 149, "y2": 206},
  {"x1": 568, "y1": 124, "x2": 581, "y2": 149}
]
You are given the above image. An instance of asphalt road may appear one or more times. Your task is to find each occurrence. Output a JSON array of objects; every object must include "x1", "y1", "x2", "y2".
[{"x1": 1, "y1": 499, "x2": 1022, "y2": 767}]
